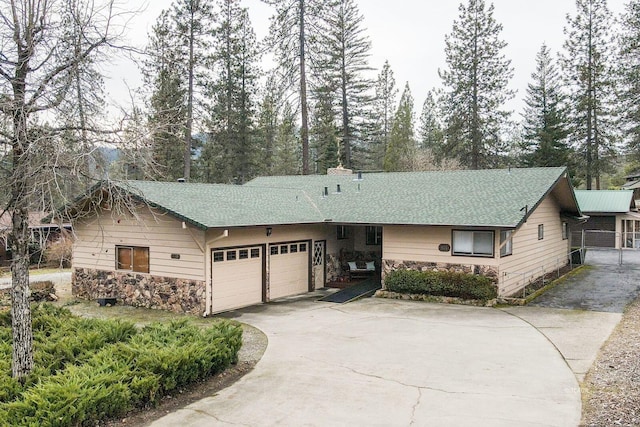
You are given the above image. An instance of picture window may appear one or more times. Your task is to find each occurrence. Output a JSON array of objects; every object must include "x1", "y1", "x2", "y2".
[{"x1": 452, "y1": 230, "x2": 494, "y2": 257}]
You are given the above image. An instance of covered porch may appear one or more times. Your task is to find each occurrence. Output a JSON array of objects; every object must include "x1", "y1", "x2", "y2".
[{"x1": 326, "y1": 224, "x2": 383, "y2": 285}]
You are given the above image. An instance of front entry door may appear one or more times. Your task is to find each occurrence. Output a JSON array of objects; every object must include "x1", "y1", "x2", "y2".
[{"x1": 312, "y1": 240, "x2": 326, "y2": 290}]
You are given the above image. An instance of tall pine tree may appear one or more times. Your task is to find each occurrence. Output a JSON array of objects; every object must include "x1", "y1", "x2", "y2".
[
  {"x1": 618, "y1": 0, "x2": 640, "y2": 163},
  {"x1": 172, "y1": 0, "x2": 215, "y2": 180},
  {"x1": 310, "y1": 86, "x2": 339, "y2": 174},
  {"x1": 318, "y1": 0, "x2": 373, "y2": 169},
  {"x1": 439, "y1": 0, "x2": 514, "y2": 169},
  {"x1": 384, "y1": 83, "x2": 415, "y2": 172},
  {"x1": 521, "y1": 44, "x2": 572, "y2": 169},
  {"x1": 371, "y1": 60, "x2": 398, "y2": 169},
  {"x1": 255, "y1": 76, "x2": 281, "y2": 176},
  {"x1": 418, "y1": 89, "x2": 445, "y2": 153},
  {"x1": 143, "y1": 10, "x2": 187, "y2": 181},
  {"x1": 561, "y1": 0, "x2": 617, "y2": 189},
  {"x1": 204, "y1": 0, "x2": 260, "y2": 184},
  {"x1": 264, "y1": 0, "x2": 330, "y2": 174}
]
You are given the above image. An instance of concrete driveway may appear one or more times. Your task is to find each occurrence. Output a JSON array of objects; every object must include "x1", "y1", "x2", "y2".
[
  {"x1": 504, "y1": 249, "x2": 640, "y2": 380},
  {"x1": 151, "y1": 296, "x2": 580, "y2": 427}
]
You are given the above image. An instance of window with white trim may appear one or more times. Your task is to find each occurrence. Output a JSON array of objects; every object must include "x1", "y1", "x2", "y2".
[
  {"x1": 500, "y1": 230, "x2": 513, "y2": 257},
  {"x1": 452, "y1": 230, "x2": 494, "y2": 257}
]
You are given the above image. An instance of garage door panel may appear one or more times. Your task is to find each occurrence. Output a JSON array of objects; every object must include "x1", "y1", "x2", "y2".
[
  {"x1": 269, "y1": 242, "x2": 309, "y2": 300},
  {"x1": 212, "y1": 246, "x2": 263, "y2": 313}
]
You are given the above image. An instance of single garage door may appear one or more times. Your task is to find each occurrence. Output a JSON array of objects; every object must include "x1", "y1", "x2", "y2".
[
  {"x1": 212, "y1": 246, "x2": 263, "y2": 313},
  {"x1": 269, "y1": 241, "x2": 310, "y2": 300}
]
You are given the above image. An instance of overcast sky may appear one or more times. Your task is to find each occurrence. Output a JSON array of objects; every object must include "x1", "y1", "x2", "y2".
[{"x1": 106, "y1": 0, "x2": 627, "y2": 117}]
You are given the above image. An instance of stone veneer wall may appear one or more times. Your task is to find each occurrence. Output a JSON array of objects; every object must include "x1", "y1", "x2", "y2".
[
  {"x1": 382, "y1": 259, "x2": 499, "y2": 287},
  {"x1": 73, "y1": 268, "x2": 206, "y2": 315}
]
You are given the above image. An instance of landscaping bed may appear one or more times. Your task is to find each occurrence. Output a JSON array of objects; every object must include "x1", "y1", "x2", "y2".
[
  {"x1": 380, "y1": 269, "x2": 498, "y2": 305},
  {"x1": 0, "y1": 304, "x2": 242, "y2": 426},
  {"x1": 581, "y1": 295, "x2": 640, "y2": 426}
]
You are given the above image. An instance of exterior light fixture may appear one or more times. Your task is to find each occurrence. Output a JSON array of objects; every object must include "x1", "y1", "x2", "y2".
[{"x1": 266, "y1": 227, "x2": 272, "y2": 236}]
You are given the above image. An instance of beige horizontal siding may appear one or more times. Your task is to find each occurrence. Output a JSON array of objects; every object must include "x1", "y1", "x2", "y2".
[
  {"x1": 73, "y1": 207, "x2": 205, "y2": 281},
  {"x1": 205, "y1": 224, "x2": 328, "y2": 248},
  {"x1": 384, "y1": 225, "x2": 500, "y2": 267},
  {"x1": 499, "y1": 195, "x2": 570, "y2": 295},
  {"x1": 383, "y1": 193, "x2": 570, "y2": 296}
]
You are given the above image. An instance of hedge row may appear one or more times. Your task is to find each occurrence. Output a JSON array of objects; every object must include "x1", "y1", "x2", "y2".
[
  {"x1": 385, "y1": 269, "x2": 498, "y2": 301},
  {"x1": 0, "y1": 304, "x2": 242, "y2": 426}
]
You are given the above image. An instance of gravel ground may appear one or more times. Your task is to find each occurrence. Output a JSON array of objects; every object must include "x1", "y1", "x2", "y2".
[{"x1": 581, "y1": 295, "x2": 640, "y2": 426}]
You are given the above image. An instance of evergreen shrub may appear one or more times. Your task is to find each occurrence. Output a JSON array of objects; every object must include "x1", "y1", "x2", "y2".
[
  {"x1": 0, "y1": 304, "x2": 242, "y2": 426},
  {"x1": 385, "y1": 269, "x2": 498, "y2": 301}
]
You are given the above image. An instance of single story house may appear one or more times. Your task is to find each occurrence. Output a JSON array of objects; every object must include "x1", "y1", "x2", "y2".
[
  {"x1": 574, "y1": 189, "x2": 639, "y2": 249},
  {"x1": 65, "y1": 167, "x2": 582, "y2": 315}
]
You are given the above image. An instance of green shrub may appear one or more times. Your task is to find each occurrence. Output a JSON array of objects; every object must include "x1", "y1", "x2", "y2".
[
  {"x1": 385, "y1": 269, "x2": 498, "y2": 301},
  {"x1": 0, "y1": 308, "x2": 243, "y2": 426}
]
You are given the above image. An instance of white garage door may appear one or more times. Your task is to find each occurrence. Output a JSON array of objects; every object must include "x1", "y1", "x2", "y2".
[
  {"x1": 269, "y1": 241, "x2": 310, "y2": 300},
  {"x1": 212, "y1": 246, "x2": 263, "y2": 313}
]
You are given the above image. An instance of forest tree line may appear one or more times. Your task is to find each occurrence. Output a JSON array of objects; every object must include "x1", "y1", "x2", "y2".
[{"x1": 110, "y1": 0, "x2": 640, "y2": 190}]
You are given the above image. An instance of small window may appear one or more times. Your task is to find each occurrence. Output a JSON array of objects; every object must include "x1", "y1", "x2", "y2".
[
  {"x1": 270, "y1": 246, "x2": 278, "y2": 255},
  {"x1": 562, "y1": 222, "x2": 568, "y2": 240},
  {"x1": 337, "y1": 225, "x2": 348, "y2": 240},
  {"x1": 213, "y1": 251, "x2": 224, "y2": 262},
  {"x1": 226, "y1": 250, "x2": 237, "y2": 261},
  {"x1": 299, "y1": 243, "x2": 307, "y2": 252},
  {"x1": 251, "y1": 248, "x2": 260, "y2": 258},
  {"x1": 452, "y1": 230, "x2": 494, "y2": 257},
  {"x1": 239, "y1": 249, "x2": 249, "y2": 259},
  {"x1": 280, "y1": 245, "x2": 288, "y2": 254},
  {"x1": 366, "y1": 226, "x2": 382, "y2": 246},
  {"x1": 116, "y1": 246, "x2": 149, "y2": 273},
  {"x1": 500, "y1": 230, "x2": 513, "y2": 257},
  {"x1": 538, "y1": 224, "x2": 544, "y2": 240},
  {"x1": 290, "y1": 244, "x2": 298, "y2": 253}
]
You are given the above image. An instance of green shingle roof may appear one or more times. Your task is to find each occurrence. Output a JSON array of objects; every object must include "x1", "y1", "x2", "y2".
[
  {"x1": 77, "y1": 167, "x2": 577, "y2": 230},
  {"x1": 115, "y1": 181, "x2": 324, "y2": 229},
  {"x1": 574, "y1": 190, "x2": 634, "y2": 213},
  {"x1": 246, "y1": 167, "x2": 577, "y2": 228}
]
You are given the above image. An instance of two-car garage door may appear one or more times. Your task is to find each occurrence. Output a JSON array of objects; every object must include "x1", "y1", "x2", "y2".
[{"x1": 211, "y1": 241, "x2": 310, "y2": 313}]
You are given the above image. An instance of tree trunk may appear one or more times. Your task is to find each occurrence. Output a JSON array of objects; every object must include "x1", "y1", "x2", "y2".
[
  {"x1": 10, "y1": 206, "x2": 33, "y2": 380},
  {"x1": 299, "y1": 0, "x2": 310, "y2": 175},
  {"x1": 341, "y1": 49, "x2": 350, "y2": 168},
  {"x1": 184, "y1": 7, "x2": 196, "y2": 181},
  {"x1": 10, "y1": 41, "x2": 35, "y2": 379}
]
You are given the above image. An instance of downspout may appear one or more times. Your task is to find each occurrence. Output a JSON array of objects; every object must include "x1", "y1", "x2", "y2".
[{"x1": 203, "y1": 230, "x2": 229, "y2": 317}]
